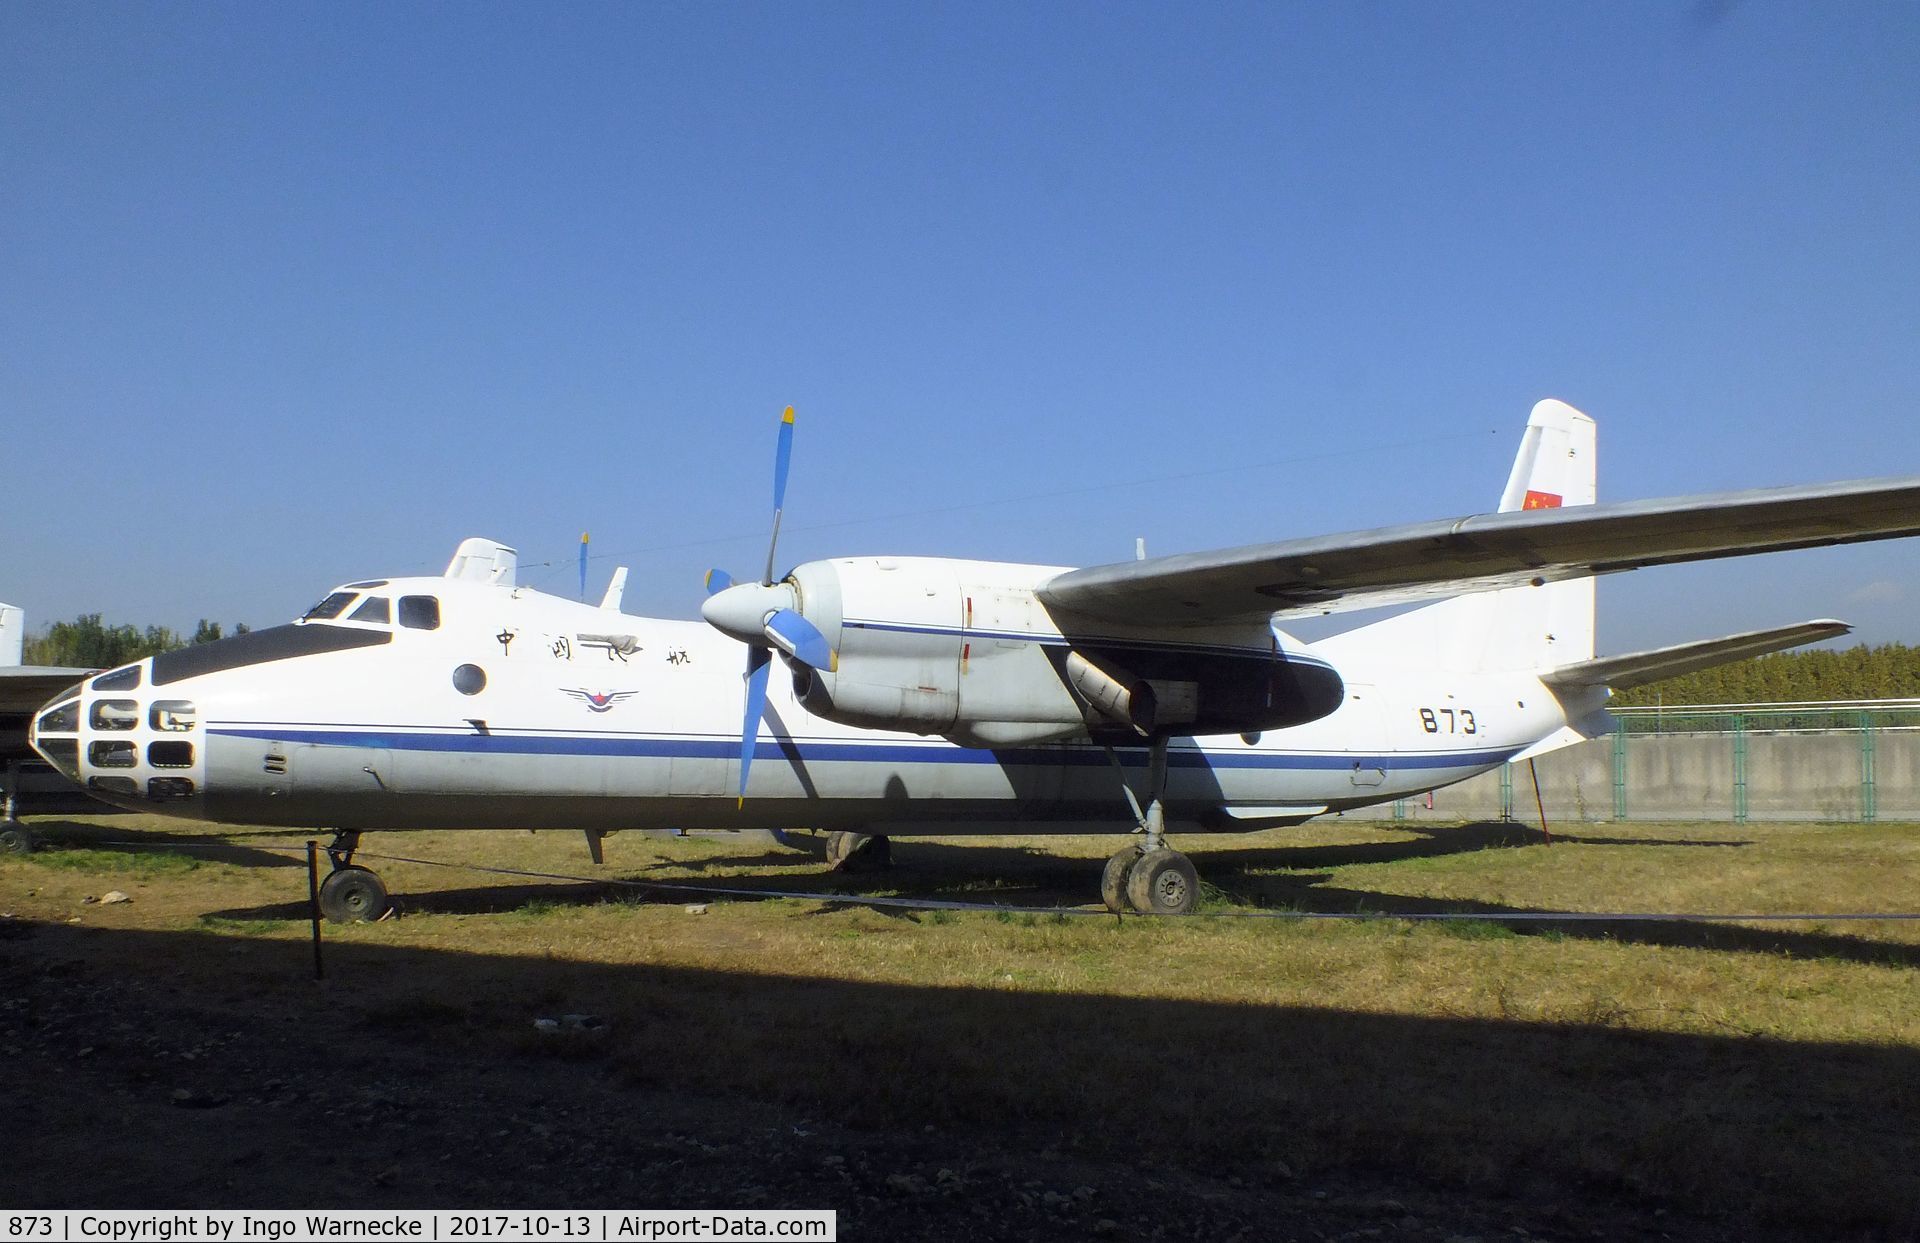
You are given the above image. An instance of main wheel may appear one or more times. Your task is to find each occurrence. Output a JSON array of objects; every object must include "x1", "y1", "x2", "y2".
[
  {"x1": 0, "y1": 822, "x2": 35, "y2": 854},
  {"x1": 828, "y1": 831, "x2": 892, "y2": 873},
  {"x1": 1124, "y1": 848, "x2": 1199, "y2": 916},
  {"x1": 318, "y1": 866, "x2": 389, "y2": 923},
  {"x1": 1101, "y1": 848, "x2": 1139, "y2": 913}
]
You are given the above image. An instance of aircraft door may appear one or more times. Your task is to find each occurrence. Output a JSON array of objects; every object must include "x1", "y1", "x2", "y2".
[
  {"x1": 290, "y1": 742, "x2": 398, "y2": 797},
  {"x1": 1339, "y1": 683, "x2": 1392, "y2": 790}
]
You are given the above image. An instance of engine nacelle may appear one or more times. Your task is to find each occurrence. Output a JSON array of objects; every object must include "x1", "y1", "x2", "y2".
[{"x1": 777, "y1": 556, "x2": 1346, "y2": 746}]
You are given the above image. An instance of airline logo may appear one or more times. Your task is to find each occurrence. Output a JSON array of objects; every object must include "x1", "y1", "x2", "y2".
[
  {"x1": 1521, "y1": 490, "x2": 1563, "y2": 510},
  {"x1": 560, "y1": 688, "x2": 640, "y2": 714}
]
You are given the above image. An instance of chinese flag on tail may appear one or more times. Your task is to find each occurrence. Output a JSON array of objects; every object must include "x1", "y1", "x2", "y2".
[{"x1": 1522, "y1": 490, "x2": 1562, "y2": 510}]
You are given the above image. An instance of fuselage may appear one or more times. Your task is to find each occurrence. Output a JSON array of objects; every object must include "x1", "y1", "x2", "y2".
[{"x1": 27, "y1": 566, "x2": 1589, "y2": 836}]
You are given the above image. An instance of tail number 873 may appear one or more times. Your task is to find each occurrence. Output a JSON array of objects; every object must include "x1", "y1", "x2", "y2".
[{"x1": 1418, "y1": 707, "x2": 1477, "y2": 734}]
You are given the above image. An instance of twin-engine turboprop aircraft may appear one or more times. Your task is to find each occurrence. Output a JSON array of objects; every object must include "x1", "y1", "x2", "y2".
[{"x1": 27, "y1": 400, "x2": 1920, "y2": 920}]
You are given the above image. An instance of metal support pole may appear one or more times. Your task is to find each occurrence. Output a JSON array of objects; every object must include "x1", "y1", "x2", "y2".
[
  {"x1": 1528, "y1": 758, "x2": 1551, "y2": 845},
  {"x1": 1861, "y1": 711, "x2": 1878, "y2": 824},
  {"x1": 306, "y1": 840, "x2": 325, "y2": 981},
  {"x1": 1499, "y1": 763, "x2": 1514, "y2": 822},
  {"x1": 1732, "y1": 715, "x2": 1749, "y2": 825},
  {"x1": 1611, "y1": 724, "x2": 1628, "y2": 821}
]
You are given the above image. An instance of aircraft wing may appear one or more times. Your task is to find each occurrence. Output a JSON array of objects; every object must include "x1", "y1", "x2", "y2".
[
  {"x1": 1540, "y1": 619, "x2": 1850, "y2": 691},
  {"x1": 0, "y1": 667, "x2": 92, "y2": 714},
  {"x1": 1038, "y1": 476, "x2": 1920, "y2": 626}
]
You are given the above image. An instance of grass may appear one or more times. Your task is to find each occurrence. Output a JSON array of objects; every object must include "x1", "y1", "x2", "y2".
[
  {"x1": 29, "y1": 848, "x2": 201, "y2": 876},
  {"x1": 9, "y1": 813, "x2": 1920, "y2": 1232}
]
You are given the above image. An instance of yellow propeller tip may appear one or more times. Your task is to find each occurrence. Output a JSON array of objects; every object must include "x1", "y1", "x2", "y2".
[{"x1": 781, "y1": 405, "x2": 795, "y2": 424}]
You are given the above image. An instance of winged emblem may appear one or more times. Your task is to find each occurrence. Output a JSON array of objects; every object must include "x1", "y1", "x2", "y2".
[{"x1": 559, "y1": 688, "x2": 640, "y2": 714}]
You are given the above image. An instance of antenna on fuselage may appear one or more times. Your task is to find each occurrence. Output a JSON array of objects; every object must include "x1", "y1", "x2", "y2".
[{"x1": 600, "y1": 568, "x2": 628, "y2": 611}]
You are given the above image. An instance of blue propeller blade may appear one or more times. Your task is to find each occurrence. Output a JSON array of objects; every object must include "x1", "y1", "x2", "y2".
[
  {"x1": 771, "y1": 405, "x2": 795, "y2": 515},
  {"x1": 764, "y1": 405, "x2": 795, "y2": 584},
  {"x1": 764, "y1": 607, "x2": 835, "y2": 671},
  {"x1": 738, "y1": 646, "x2": 772, "y2": 804},
  {"x1": 705, "y1": 568, "x2": 734, "y2": 596}
]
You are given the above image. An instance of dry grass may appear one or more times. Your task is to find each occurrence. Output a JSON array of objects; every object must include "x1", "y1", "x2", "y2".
[{"x1": 7, "y1": 813, "x2": 1920, "y2": 1232}]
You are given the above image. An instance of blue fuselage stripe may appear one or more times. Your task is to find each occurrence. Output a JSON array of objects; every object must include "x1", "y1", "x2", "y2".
[{"x1": 208, "y1": 726, "x2": 1517, "y2": 772}]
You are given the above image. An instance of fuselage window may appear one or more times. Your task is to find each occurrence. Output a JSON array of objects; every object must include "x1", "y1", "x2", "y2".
[
  {"x1": 37, "y1": 700, "x2": 80, "y2": 734},
  {"x1": 89, "y1": 700, "x2": 139, "y2": 731},
  {"x1": 89, "y1": 740, "x2": 137, "y2": 768},
  {"x1": 303, "y1": 592, "x2": 359, "y2": 621},
  {"x1": 148, "y1": 741, "x2": 194, "y2": 768},
  {"x1": 92, "y1": 666, "x2": 142, "y2": 692},
  {"x1": 150, "y1": 701, "x2": 197, "y2": 732},
  {"x1": 399, "y1": 595, "x2": 441, "y2": 630},
  {"x1": 349, "y1": 596, "x2": 392, "y2": 624}
]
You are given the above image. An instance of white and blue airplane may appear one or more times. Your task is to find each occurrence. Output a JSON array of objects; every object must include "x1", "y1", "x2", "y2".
[{"x1": 26, "y1": 401, "x2": 1920, "y2": 920}]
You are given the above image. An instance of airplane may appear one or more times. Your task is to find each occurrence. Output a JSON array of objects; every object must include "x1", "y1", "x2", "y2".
[
  {"x1": 23, "y1": 400, "x2": 1920, "y2": 921},
  {"x1": 0, "y1": 603, "x2": 99, "y2": 852}
]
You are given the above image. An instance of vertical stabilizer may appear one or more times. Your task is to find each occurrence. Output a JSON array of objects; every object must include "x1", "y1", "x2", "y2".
[
  {"x1": 0, "y1": 604, "x2": 21, "y2": 666},
  {"x1": 1321, "y1": 399, "x2": 1597, "y2": 672}
]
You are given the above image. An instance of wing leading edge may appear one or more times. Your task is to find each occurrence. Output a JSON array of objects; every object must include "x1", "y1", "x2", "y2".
[{"x1": 1038, "y1": 475, "x2": 1920, "y2": 627}]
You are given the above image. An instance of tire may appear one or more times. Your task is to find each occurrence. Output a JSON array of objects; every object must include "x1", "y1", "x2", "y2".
[
  {"x1": 1124, "y1": 849, "x2": 1199, "y2": 916},
  {"x1": 1101, "y1": 848, "x2": 1139, "y2": 913},
  {"x1": 827, "y1": 832, "x2": 891, "y2": 873},
  {"x1": 318, "y1": 866, "x2": 389, "y2": 923},
  {"x1": 0, "y1": 822, "x2": 35, "y2": 854}
]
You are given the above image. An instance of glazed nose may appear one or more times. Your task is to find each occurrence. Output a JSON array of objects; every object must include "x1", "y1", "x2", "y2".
[{"x1": 29, "y1": 661, "x2": 204, "y2": 808}]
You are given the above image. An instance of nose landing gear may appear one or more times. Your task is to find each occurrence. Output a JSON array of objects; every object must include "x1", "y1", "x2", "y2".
[{"x1": 316, "y1": 830, "x2": 390, "y2": 923}]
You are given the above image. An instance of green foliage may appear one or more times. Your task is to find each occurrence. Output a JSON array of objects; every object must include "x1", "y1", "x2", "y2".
[
  {"x1": 23, "y1": 614, "x2": 249, "y2": 667},
  {"x1": 1612, "y1": 642, "x2": 1920, "y2": 707}
]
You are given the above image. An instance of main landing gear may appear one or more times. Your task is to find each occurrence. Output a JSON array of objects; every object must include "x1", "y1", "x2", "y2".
[
  {"x1": 317, "y1": 830, "x2": 390, "y2": 923},
  {"x1": 1102, "y1": 737, "x2": 1200, "y2": 916},
  {"x1": 826, "y1": 830, "x2": 891, "y2": 873}
]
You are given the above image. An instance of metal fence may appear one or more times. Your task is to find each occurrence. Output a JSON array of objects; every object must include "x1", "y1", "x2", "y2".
[{"x1": 1374, "y1": 700, "x2": 1920, "y2": 826}]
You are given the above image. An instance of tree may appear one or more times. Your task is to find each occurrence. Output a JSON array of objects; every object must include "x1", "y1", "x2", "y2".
[{"x1": 23, "y1": 615, "x2": 252, "y2": 668}]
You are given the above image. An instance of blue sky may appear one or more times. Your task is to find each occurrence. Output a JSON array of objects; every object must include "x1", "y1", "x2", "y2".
[{"x1": 4, "y1": 2, "x2": 1917, "y2": 653}]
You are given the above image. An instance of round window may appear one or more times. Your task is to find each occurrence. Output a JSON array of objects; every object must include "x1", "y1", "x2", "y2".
[{"x1": 452, "y1": 664, "x2": 487, "y2": 695}]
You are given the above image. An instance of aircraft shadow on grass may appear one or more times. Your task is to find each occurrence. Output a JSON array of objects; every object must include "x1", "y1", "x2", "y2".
[
  {"x1": 22, "y1": 818, "x2": 309, "y2": 870},
  {"x1": 196, "y1": 820, "x2": 1920, "y2": 970},
  {"x1": 12, "y1": 916, "x2": 1920, "y2": 1235}
]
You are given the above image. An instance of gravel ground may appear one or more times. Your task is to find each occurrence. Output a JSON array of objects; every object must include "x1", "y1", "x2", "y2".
[{"x1": 2, "y1": 916, "x2": 1780, "y2": 1243}]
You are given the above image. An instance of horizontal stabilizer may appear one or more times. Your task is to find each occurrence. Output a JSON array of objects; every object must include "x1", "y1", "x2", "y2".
[
  {"x1": 0, "y1": 667, "x2": 93, "y2": 713},
  {"x1": 1540, "y1": 619, "x2": 1850, "y2": 691},
  {"x1": 1040, "y1": 475, "x2": 1920, "y2": 626}
]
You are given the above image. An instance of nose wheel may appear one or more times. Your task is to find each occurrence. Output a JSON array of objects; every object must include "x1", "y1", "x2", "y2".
[
  {"x1": 1099, "y1": 737, "x2": 1200, "y2": 916},
  {"x1": 316, "y1": 830, "x2": 390, "y2": 923}
]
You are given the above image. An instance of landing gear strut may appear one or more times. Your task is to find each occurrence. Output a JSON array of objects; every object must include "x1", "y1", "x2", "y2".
[
  {"x1": 317, "y1": 830, "x2": 389, "y2": 923},
  {"x1": 1101, "y1": 737, "x2": 1199, "y2": 916},
  {"x1": 826, "y1": 831, "x2": 891, "y2": 873}
]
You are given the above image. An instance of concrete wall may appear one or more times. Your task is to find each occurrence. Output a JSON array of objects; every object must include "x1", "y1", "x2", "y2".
[{"x1": 1353, "y1": 729, "x2": 1920, "y2": 824}]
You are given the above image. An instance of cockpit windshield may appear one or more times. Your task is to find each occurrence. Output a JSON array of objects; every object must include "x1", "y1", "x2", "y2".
[{"x1": 302, "y1": 591, "x2": 358, "y2": 621}]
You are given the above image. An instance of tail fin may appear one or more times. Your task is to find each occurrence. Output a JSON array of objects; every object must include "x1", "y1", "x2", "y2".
[
  {"x1": 0, "y1": 604, "x2": 21, "y2": 666},
  {"x1": 1323, "y1": 399, "x2": 1597, "y2": 672}
]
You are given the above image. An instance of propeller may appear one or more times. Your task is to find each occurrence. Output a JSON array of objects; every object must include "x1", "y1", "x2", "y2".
[{"x1": 701, "y1": 406, "x2": 837, "y2": 802}]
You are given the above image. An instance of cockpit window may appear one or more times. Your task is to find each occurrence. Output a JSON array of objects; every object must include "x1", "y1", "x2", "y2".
[
  {"x1": 303, "y1": 592, "x2": 358, "y2": 621},
  {"x1": 349, "y1": 596, "x2": 391, "y2": 624},
  {"x1": 398, "y1": 595, "x2": 441, "y2": 630},
  {"x1": 344, "y1": 580, "x2": 389, "y2": 589}
]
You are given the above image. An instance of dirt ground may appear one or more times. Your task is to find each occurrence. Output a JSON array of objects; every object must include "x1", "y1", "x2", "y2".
[{"x1": 6, "y1": 817, "x2": 1919, "y2": 1241}]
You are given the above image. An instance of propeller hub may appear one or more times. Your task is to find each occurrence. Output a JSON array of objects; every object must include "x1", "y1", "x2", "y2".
[{"x1": 701, "y1": 582, "x2": 795, "y2": 646}]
